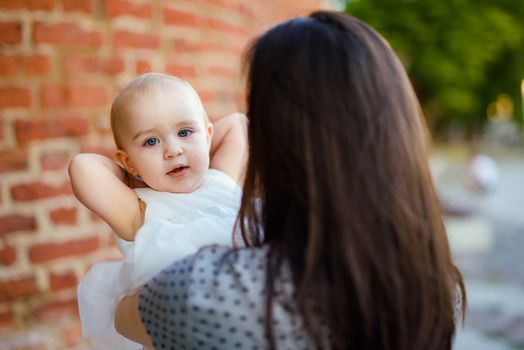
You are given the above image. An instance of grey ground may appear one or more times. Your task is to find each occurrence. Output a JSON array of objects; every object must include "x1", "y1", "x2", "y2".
[{"x1": 434, "y1": 150, "x2": 524, "y2": 350}]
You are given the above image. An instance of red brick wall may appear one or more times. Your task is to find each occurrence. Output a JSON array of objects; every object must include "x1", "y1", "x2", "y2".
[{"x1": 0, "y1": 0, "x2": 321, "y2": 348}]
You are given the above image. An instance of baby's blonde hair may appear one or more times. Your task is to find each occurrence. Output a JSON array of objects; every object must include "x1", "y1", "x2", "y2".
[{"x1": 110, "y1": 72, "x2": 209, "y2": 149}]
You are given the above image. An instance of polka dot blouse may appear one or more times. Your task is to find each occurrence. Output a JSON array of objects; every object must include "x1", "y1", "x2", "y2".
[{"x1": 138, "y1": 245, "x2": 315, "y2": 350}]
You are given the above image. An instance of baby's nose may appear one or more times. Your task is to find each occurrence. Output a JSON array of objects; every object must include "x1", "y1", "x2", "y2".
[{"x1": 164, "y1": 139, "x2": 183, "y2": 159}]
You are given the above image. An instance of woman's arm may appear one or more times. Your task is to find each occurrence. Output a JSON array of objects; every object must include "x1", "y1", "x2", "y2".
[
  {"x1": 68, "y1": 153, "x2": 143, "y2": 241},
  {"x1": 115, "y1": 292, "x2": 153, "y2": 348},
  {"x1": 209, "y1": 113, "x2": 248, "y2": 185}
]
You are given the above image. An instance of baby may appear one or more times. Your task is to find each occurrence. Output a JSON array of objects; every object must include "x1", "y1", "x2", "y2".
[{"x1": 69, "y1": 73, "x2": 247, "y2": 349}]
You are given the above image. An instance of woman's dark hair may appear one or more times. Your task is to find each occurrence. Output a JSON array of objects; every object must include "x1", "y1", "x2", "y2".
[{"x1": 238, "y1": 11, "x2": 466, "y2": 350}]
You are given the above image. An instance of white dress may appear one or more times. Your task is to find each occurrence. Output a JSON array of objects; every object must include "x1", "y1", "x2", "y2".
[{"x1": 77, "y1": 169, "x2": 242, "y2": 350}]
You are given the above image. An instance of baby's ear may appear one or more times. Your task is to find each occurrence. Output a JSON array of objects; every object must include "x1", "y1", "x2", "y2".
[
  {"x1": 115, "y1": 150, "x2": 138, "y2": 176},
  {"x1": 206, "y1": 123, "x2": 214, "y2": 150}
]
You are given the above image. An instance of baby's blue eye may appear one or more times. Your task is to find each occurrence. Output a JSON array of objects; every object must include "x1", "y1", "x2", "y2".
[
  {"x1": 178, "y1": 129, "x2": 192, "y2": 137},
  {"x1": 144, "y1": 138, "x2": 159, "y2": 146}
]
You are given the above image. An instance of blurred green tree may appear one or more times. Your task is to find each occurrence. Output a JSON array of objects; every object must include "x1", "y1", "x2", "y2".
[{"x1": 345, "y1": 0, "x2": 524, "y2": 135}]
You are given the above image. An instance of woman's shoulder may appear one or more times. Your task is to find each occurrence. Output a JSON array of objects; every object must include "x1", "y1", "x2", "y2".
[
  {"x1": 140, "y1": 245, "x2": 270, "y2": 314},
  {"x1": 190, "y1": 245, "x2": 269, "y2": 284},
  {"x1": 152, "y1": 244, "x2": 269, "y2": 284},
  {"x1": 139, "y1": 246, "x2": 269, "y2": 345},
  {"x1": 197, "y1": 244, "x2": 268, "y2": 263}
]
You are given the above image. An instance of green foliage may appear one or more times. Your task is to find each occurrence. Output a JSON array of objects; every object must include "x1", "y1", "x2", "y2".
[{"x1": 345, "y1": 0, "x2": 524, "y2": 133}]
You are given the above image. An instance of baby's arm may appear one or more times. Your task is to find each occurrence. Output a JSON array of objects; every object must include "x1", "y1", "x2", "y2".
[
  {"x1": 209, "y1": 113, "x2": 248, "y2": 184},
  {"x1": 69, "y1": 153, "x2": 143, "y2": 241}
]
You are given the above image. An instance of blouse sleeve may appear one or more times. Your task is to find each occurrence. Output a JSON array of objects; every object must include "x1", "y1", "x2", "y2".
[
  {"x1": 139, "y1": 245, "x2": 246, "y2": 349},
  {"x1": 138, "y1": 245, "x2": 309, "y2": 350},
  {"x1": 139, "y1": 252, "x2": 194, "y2": 349}
]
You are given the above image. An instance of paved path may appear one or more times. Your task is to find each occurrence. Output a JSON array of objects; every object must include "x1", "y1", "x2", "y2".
[{"x1": 434, "y1": 152, "x2": 524, "y2": 349}]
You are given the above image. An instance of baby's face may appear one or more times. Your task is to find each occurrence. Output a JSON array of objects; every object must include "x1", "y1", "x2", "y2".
[{"x1": 116, "y1": 84, "x2": 212, "y2": 193}]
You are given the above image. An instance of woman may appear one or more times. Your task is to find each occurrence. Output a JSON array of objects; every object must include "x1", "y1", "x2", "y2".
[{"x1": 115, "y1": 11, "x2": 465, "y2": 350}]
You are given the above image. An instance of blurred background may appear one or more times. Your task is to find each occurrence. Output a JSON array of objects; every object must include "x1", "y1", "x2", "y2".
[{"x1": 0, "y1": 0, "x2": 522, "y2": 349}]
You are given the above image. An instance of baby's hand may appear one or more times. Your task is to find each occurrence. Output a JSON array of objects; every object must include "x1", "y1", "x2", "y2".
[{"x1": 209, "y1": 113, "x2": 248, "y2": 185}]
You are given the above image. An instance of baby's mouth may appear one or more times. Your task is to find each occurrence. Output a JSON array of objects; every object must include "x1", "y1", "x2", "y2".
[{"x1": 167, "y1": 165, "x2": 189, "y2": 177}]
